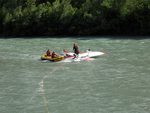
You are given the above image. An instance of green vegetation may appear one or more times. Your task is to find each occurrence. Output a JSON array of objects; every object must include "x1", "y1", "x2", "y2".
[{"x1": 1, "y1": 0, "x2": 150, "y2": 36}]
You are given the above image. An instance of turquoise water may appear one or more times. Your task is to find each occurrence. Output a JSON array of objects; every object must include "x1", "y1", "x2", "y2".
[{"x1": 0, "y1": 37, "x2": 150, "y2": 113}]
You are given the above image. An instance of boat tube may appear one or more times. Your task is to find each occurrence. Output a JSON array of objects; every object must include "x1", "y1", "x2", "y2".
[{"x1": 64, "y1": 50, "x2": 104, "y2": 58}]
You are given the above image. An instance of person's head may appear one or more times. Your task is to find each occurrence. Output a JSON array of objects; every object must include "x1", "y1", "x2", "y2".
[
  {"x1": 73, "y1": 43, "x2": 77, "y2": 47},
  {"x1": 63, "y1": 49, "x2": 67, "y2": 52},
  {"x1": 48, "y1": 49, "x2": 52, "y2": 52}
]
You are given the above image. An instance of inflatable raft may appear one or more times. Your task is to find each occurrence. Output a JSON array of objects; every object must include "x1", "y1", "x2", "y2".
[{"x1": 41, "y1": 54, "x2": 64, "y2": 62}]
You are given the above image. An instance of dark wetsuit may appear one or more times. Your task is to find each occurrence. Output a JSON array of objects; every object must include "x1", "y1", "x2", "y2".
[{"x1": 73, "y1": 45, "x2": 79, "y2": 55}]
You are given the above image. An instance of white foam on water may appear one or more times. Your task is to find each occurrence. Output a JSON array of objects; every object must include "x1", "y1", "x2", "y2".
[
  {"x1": 59, "y1": 57, "x2": 95, "y2": 63},
  {"x1": 37, "y1": 66, "x2": 62, "y2": 113},
  {"x1": 38, "y1": 80, "x2": 45, "y2": 95}
]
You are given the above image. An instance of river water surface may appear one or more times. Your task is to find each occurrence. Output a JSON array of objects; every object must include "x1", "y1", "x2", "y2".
[{"x1": 0, "y1": 37, "x2": 150, "y2": 113}]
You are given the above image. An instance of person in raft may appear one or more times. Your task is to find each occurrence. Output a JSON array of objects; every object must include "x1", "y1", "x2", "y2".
[
  {"x1": 46, "y1": 49, "x2": 51, "y2": 56},
  {"x1": 51, "y1": 51, "x2": 58, "y2": 58}
]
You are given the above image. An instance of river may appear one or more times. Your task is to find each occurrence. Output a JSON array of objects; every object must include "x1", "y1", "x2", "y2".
[{"x1": 0, "y1": 37, "x2": 150, "y2": 113}]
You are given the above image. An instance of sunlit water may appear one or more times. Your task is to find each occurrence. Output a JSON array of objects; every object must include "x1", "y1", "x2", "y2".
[{"x1": 0, "y1": 37, "x2": 150, "y2": 113}]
